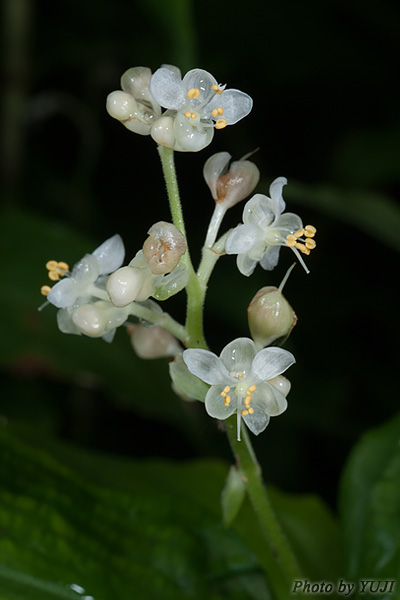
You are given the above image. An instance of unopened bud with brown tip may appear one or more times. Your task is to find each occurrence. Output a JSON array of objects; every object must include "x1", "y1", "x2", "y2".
[
  {"x1": 248, "y1": 286, "x2": 297, "y2": 349},
  {"x1": 142, "y1": 221, "x2": 186, "y2": 274},
  {"x1": 203, "y1": 151, "x2": 260, "y2": 209}
]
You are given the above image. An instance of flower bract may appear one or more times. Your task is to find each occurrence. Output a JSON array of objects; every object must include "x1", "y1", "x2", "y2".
[{"x1": 183, "y1": 337, "x2": 294, "y2": 441}]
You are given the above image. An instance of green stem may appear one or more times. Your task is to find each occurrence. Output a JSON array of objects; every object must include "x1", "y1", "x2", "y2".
[
  {"x1": 157, "y1": 145, "x2": 207, "y2": 348},
  {"x1": 128, "y1": 302, "x2": 187, "y2": 343},
  {"x1": 225, "y1": 416, "x2": 304, "y2": 594}
]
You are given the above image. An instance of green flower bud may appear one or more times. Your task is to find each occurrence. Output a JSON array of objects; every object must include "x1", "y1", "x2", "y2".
[{"x1": 248, "y1": 286, "x2": 297, "y2": 349}]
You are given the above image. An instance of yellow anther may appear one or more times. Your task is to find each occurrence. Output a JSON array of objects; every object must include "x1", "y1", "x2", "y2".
[
  {"x1": 241, "y1": 409, "x2": 249, "y2": 416},
  {"x1": 294, "y1": 228, "x2": 304, "y2": 238},
  {"x1": 305, "y1": 238, "x2": 316, "y2": 250},
  {"x1": 184, "y1": 111, "x2": 192, "y2": 118},
  {"x1": 48, "y1": 270, "x2": 60, "y2": 281},
  {"x1": 248, "y1": 408, "x2": 254, "y2": 415},
  {"x1": 215, "y1": 118, "x2": 227, "y2": 129},
  {"x1": 223, "y1": 385, "x2": 230, "y2": 394},
  {"x1": 224, "y1": 395, "x2": 231, "y2": 406},
  {"x1": 187, "y1": 88, "x2": 200, "y2": 99},
  {"x1": 41, "y1": 285, "x2": 51, "y2": 296},
  {"x1": 46, "y1": 260, "x2": 58, "y2": 271},
  {"x1": 57, "y1": 261, "x2": 69, "y2": 271},
  {"x1": 191, "y1": 112, "x2": 197, "y2": 119},
  {"x1": 211, "y1": 84, "x2": 224, "y2": 95},
  {"x1": 304, "y1": 224, "x2": 317, "y2": 237},
  {"x1": 295, "y1": 242, "x2": 310, "y2": 255},
  {"x1": 212, "y1": 107, "x2": 224, "y2": 117},
  {"x1": 247, "y1": 384, "x2": 257, "y2": 394},
  {"x1": 286, "y1": 236, "x2": 297, "y2": 247}
]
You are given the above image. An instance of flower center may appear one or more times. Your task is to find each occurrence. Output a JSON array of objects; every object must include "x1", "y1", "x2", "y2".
[
  {"x1": 41, "y1": 260, "x2": 70, "y2": 296},
  {"x1": 285, "y1": 225, "x2": 317, "y2": 256}
]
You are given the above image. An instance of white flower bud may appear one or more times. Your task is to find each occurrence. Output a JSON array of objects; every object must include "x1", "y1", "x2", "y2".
[
  {"x1": 248, "y1": 286, "x2": 297, "y2": 349},
  {"x1": 142, "y1": 221, "x2": 186, "y2": 275},
  {"x1": 72, "y1": 303, "x2": 108, "y2": 337},
  {"x1": 106, "y1": 91, "x2": 138, "y2": 121},
  {"x1": 203, "y1": 151, "x2": 260, "y2": 209},
  {"x1": 150, "y1": 114, "x2": 176, "y2": 149},
  {"x1": 268, "y1": 375, "x2": 291, "y2": 397},
  {"x1": 129, "y1": 324, "x2": 181, "y2": 359},
  {"x1": 106, "y1": 266, "x2": 145, "y2": 307}
]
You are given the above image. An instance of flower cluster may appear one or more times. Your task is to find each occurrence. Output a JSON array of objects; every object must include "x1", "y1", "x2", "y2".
[{"x1": 107, "y1": 65, "x2": 253, "y2": 152}]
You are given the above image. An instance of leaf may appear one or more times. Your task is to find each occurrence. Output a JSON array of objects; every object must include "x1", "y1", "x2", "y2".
[
  {"x1": 339, "y1": 412, "x2": 400, "y2": 582},
  {"x1": 284, "y1": 181, "x2": 400, "y2": 253}
]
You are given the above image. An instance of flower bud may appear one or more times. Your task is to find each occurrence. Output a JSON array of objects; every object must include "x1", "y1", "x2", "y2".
[
  {"x1": 72, "y1": 303, "x2": 108, "y2": 337},
  {"x1": 106, "y1": 91, "x2": 138, "y2": 122},
  {"x1": 142, "y1": 221, "x2": 186, "y2": 275},
  {"x1": 106, "y1": 266, "x2": 145, "y2": 307},
  {"x1": 203, "y1": 151, "x2": 260, "y2": 209},
  {"x1": 268, "y1": 375, "x2": 291, "y2": 397},
  {"x1": 150, "y1": 114, "x2": 176, "y2": 148},
  {"x1": 248, "y1": 286, "x2": 297, "y2": 349},
  {"x1": 128, "y1": 324, "x2": 181, "y2": 359}
]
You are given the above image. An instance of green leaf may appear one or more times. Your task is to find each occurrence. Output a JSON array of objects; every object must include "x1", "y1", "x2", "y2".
[
  {"x1": 284, "y1": 181, "x2": 400, "y2": 253},
  {"x1": 0, "y1": 425, "x2": 272, "y2": 600},
  {"x1": 339, "y1": 412, "x2": 400, "y2": 582}
]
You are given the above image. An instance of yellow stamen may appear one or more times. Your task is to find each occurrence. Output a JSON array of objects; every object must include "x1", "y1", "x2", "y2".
[
  {"x1": 46, "y1": 260, "x2": 58, "y2": 271},
  {"x1": 224, "y1": 395, "x2": 231, "y2": 406},
  {"x1": 248, "y1": 408, "x2": 254, "y2": 415},
  {"x1": 222, "y1": 385, "x2": 230, "y2": 394},
  {"x1": 57, "y1": 261, "x2": 69, "y2": 271},
  {"x1": 215, "y1": 118, "x2": 227, "y2": 130},
  {"x1": 247, "y1": 384, "x2": 257, "y2": 394},
  {"x1": 305, "y1": 238, "x2": 316, "y2": 250},
  {"x1": 212, "y1": 107, "x2": 224, "y2": 117},
  {"x1": 211, "y1": 84, "x2": 223, "y2": 95},
  {"x1": 41, "y1": 285, "x2": 51, "y2": 296},
  {"x1": 191, "y1": 112, "x2": 197, "y2": 119},
  {"x1": 241, "y1": 409, "x2": 249, "y2": 416},
  {"x1": 184, "y1": 111, "x2": 191, "y2": 118},
  {"x1": 295, "y1": 242, "x2": 310, "y2": 255},
  {"x1": 48, "y1": 270, "x2": 61, "y2": 281},
  {"x1": 304, "y1": 224, "x2": 317, "y2": 237},
  {"x1": 187, "y1": 88, "x2": 200, "y2": 99},
  {"x1": 294, "y1": 228, "x2": 304, "y2": 238}
]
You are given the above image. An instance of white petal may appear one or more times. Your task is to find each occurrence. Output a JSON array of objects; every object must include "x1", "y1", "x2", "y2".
[
  {"x1": 56, "y1": 307, "x2": 80, "y2": 334},
  {"x1": 259, "y1": 246, "x2": 281, "y2": 271},
  {"x1": 252, "y1": 382, "x2": 288, "y2": 416},
  {"x1": 274, "y1": 212, "x2": 303, "y2": 236},
  {"x1": 242, "y1": 408, "x2": 270, "y2": 436},
  {"x1": 269, "y1": 177, "x2": 287, "y2": 215},
  {"x1": 268, "y1": 375, "x2": 291, "y2": 397},
  {"x1": 236, "y1": 253, "x2": 258, "y2": 277},
  {"x1": 121, "y1": 67, "x2": 152, "y2": 99},
  {"x1": 252, "y1": 347, "x2": 295, "y2": 381},
  {"x1": 205, "y1": 385, "x2": 237, "y2": 419},
  {"x1": 47, "y1": 278, "x2": 78, "y2": 308},
  {"x1": 173, "y1": 111, "x2": 214, "y2": 152},
  {"x1": 242, "y1": 194, "x2": 275, "y2": 228},
  {"x1": 203, "y1": 152, "x2": 231, "y2": 200},
  {"x1": 182, "y1": 69, "x2": 218, "y2": 107},
  {"x1": 92, "y1": 234, "x2": 125, "y2": 274},
  {"x1": 220, "y1": 337, "x2": 257, "y2": 374},
  {"x1": 150, "y1": 114, "x2": 177, "y2": 149},
  {"x1": 183, "y1": 349, "x2": 229, "y2": 385},
  {"x1": 150, "y1": 67, "x2": 186, "y2": 110},
  {"x1": 209, "y1": 89, "x2": 253, "y2": 124},
  {"x1": 225, "y1": 224, "x2": 259, "y2": 255},
  {"x1": 72, "y1": 254, "x2": 100, "y2": 287}
]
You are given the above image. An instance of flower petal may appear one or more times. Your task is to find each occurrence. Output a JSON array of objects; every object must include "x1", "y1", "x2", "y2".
[
  {"x1": 225, "y1": 224, "x2": 260, "y2": 255},
  {"x1": 269, "y1": 177, "x2": 287, "y2": 216},
  {"x1": 92, "y1": 234, "x2": 125, "y2": 274},
  {"x1": 47, "y1": 278, "x2": 78, "y2": 309},
  {"x1": 203, "y1": 151, "x2": 231, "y2": 200},
  {"x1": 173, "y1": 111, "x2": 214, "y2": 152},
  {"x1": 236, "y1": 253, "x2": 258, "y2": 277},
  {"x1": 252, "y1": 382, "x2": 288, "y2": 416},
  {"x1": 274, "y1": 212, "x2": 304, "y2": 237},
  {"x1": 220, "y1": 337, "x2": 257, "y2": 374},
  {"x1": 242, "y1": 194, "x2": 275, "y2": 228},
  {"x1": 182, "y1": 69, "x2": 218, "y2": 107},
  {"x1": 150, "y1": 66, "x2": 186, "y2": 110},
  {"x1": 242, "y1": 408, "x2": 270, "y2": 436},
  {"x1": 208, "y1": 89, "x2": 253, "y2": 125},
  {"x1": 205, "y1": 385, "x2": 237, "y2": 420},
  {"x1": 259, "y1": 245, "x2": 281, "y2": 271},
  {"x1": 183, "y1": 348, "x2": 228, "y2": 385},
  {"x1": 72, "y1": 254, "x2": 100, "y2": 287},
  {"x1": 252, "y1": 347, "x2": 295, "y2": 381}
]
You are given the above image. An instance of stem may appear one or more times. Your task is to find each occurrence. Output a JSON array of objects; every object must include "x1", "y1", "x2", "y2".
[
  {"x1": 157, "y1": 145, "x2": 207, "y2": 348},
  {"x1": 225, "y1": 415, "x2": 304, "y2": 595},
  {"x1": 128, "y1": 302, "x2": 187, "y2": 343},
  {"x1": 203, "y1": 203, "x2": 227, "y2": 249}
]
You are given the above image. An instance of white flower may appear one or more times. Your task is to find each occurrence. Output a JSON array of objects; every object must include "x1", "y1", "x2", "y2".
[
  {"x1": 203, "y1": 151, "x2": 260, "y2": 209},
  {"x1": 47, "y1": 234, "x2": 125, "y2": 309},
  {"x1": 225, "y1": 177, "x2": 317, "y2": 275},
  {"x1": 149, "y1": 65, "x2": 253, "y2": 152},
  {"x1": 106, "y1": 67, "x2": 162, "y2": 135},
  {"x1": 57, "y1": 300, "x2": 130, "y2": 343},
  {"x1": 183, "y1": 337, "x2": 294, "y2": 441}
]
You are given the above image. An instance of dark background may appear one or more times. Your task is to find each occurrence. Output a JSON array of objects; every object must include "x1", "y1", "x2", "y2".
[{"x1": 1, "y1": 0, "x2": 400, "y2": 508}]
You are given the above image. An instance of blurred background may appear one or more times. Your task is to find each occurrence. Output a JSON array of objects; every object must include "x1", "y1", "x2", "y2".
[{"x1": 1, "y1": 0, "x2": 400, "y2": 510}]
